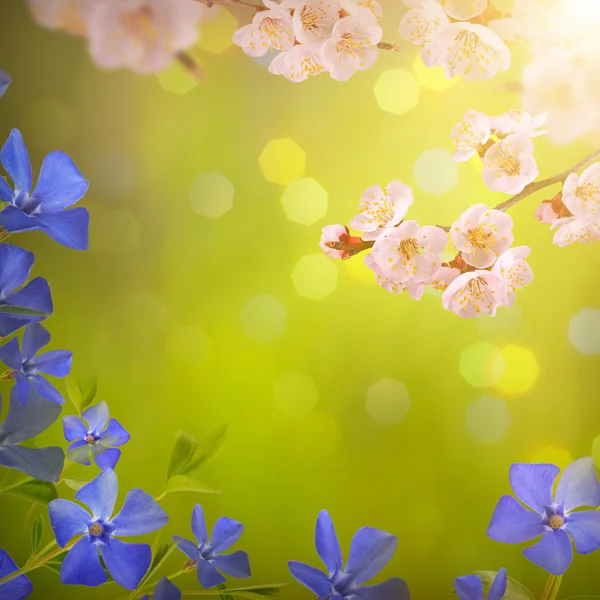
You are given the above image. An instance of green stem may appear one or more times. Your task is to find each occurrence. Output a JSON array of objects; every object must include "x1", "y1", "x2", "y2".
[
  {"x1": 549, "y1": 575, "x2": 563, "y2": 600},
  {"x1": 541, "y1": 576, "x2": 556, "y2": 600},
  {"x1": 128, "y1": 564, "x2": 195, "y2": 600}
]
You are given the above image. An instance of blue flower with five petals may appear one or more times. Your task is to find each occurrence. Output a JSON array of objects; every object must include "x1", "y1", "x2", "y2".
[
  {"x1": 487, "y1": 457, "x2": 600, "y2": 576},
  {"x1": 0, "y1": 548, "x2": 32, "y2": 600},
  {"x1": 0, "y1": 129, "x2": 89, "y2": 250},
  {"x1": 48, "y1": 469, "x2": 169, "y2": 589},
  {"x1": 0, "y1": 71, "x2": 11, "y2": 98},
  {"x1": 0, "y1": 244, "x2": 52, "y2": 337},
  {"x1": 289, "y1": 510, "x2": 410, "y2": 600},
  {"x1": 63, "y1": 401, "x2": 130, "y2": 470},
  {"x1": 141, "y1": 577, "x2": 181, "y2": 600},
  {"x1": 173, "y1": 504, "x2": 251, "y2": 588},
  {"x1": 0, "y1": 323, "x2": 71, "y2": 405},
  {"x1": 454, "y1": 569, "x2": 507, "y2": 600}
]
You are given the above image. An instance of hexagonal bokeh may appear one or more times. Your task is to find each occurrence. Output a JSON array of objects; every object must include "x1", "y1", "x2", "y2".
[
  {"x1": 197, "y1": 7, "x2": 238, "y2": 54},
  {"x1": 366, "y1": 378, "x2": 412, "y2": 425},
  {"x1": 373, "y1": 68, "x2": 420, "y2": 116},
  {"x1": 156, "y1": 57, "x2": 201, "y2": 95},
  {"x1": 569, "y1": 308, "x2": 600, "y2": 354},
  {"x1": 459, "y1": 341, "x2": 505, "y2": 388},
  {"x1": 412, "y1": 54, "x2": 458, "y2": 92},
  {"x1": 466, "y1": 396, "x2": 511, "y2": 443},
  {"x1": 281, "y1": 178, "x2": 328, "y2": 225},
  {"x1": 413, "y1": 149, "x2": 459, "y2": 195},
  {"x1": 293, "y1": 413, "x2": 340, "y2": 458},
  {"x1": 532, "y1": 446, "x2": 573, "y2": 469},
  {"x1": 240, "y1": 295, "x2": 286, "y2": 341},
  {"x1": 291, "y1": 254, "x2": 338, "y2": 301},
  {"x1": 165, "y1": 325, "x2": 212, "y2": 367},
  {"x1": 497, "y1": 345, "x2": 539, "y2": 394},
  {"x1": 259, "y1": 138, "x2": 306, "y2": 186},
  {"x1": 189, "y1": 172, "x2": 234, "y2": 219},
  {"x1": 273, "y1": 372, "x2": 319, "y2": 417}
]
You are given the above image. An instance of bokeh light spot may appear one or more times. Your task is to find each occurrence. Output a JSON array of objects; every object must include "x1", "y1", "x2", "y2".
[
  {"x1": 293, "y1": 413, "x2": 340, "y2": 458},
  {"x1": 414, "y1": 149, "x2": 459, "y2": 195},
  {"x1": 497, "y1": 345, "x2": 539, "y2": 394},
  {"x1": 344, "y1": 256, "x2": 376, "y2": 284},
  {"x1": 26, "y1": 100, "x2": 77, "y2": 148},
  {"x1": 273, "y1": 372, "x2": 319, "y2": 417},
  {"x1": 412, "y1": 54, "x2": 457, "y2": 92},
  {"x1": 240, "y1": 295, "x2": 286, "y2": 341},
  {"x1": 365, "y1": 378, "x2": 412, "y2": 425},
  {"x1": 281, "y1": 178, "x2": 328, "y2": 225},
  {"x1": 373, "y1": 68, "x2": 420, "y2": 116},
  {"x1": 90, "y1": 208, "x2": 140, "y2": 255},
  {"x1": 532, "y1": 446, "x2": 573, "y2": 469},
  {"x1": 156, "y1": 58, "x2": 201, "y2": 94},
  {"x1": 197, "y1": 7, "x2": 238, "y2": 53},
  {"x1": 291, "y1": 254, "x2": 338, "y2": 301},
  {"x1": 470, "y1": 153, "x2": 483, "y2": 173},
  {"x1": 466, "y1": 396, "x2": 511, "y2": 443},
  {"x1": 189, "y1": 172, "x2": 234, "y2": 219},
  {"x1": 569, "y1": 308, "x2": 600, "y2": 354},
  {"x1": 459, "y1": 341, "x2": 505, "y2": 388},
  {"x1": 166, "y1": 325, "x2": 212, "y2": 367},
  {"x1": 259, "y1": 138, "x2": 306, "y2": 186}
]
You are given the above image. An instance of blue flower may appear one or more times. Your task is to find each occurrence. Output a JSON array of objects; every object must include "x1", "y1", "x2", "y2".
[
  {"x1": 0, "y1": 548, "x2": 32, "y2": 600},
  {"x1": 0, "y1": 323, "x2": 72, "y2": 405},
  {"x1": 487, "y1": 458, "x2": 600, "y2": 576},
  {"x1": 173, "y1": 504, "x2": 251, "y2": 589},
  {"x1": 141, "y1": 578, "x2": 181, "y2": 600},
  {"x1": 289, "y1": 510, "x2": 410, "y2": 600},
  {"x1": 63, "y1": 401, "x2": 130, "y2": 470},
  {"x1": 0, "y1": 244, "x2": 52, "y2": 337},
  {"x1": 0, "y1": 129, "x2": 89, "y2": 250},
  {"x1": 48, "y1": 469, "x2": 169, "y2": 589},
  {"x1": 0, "y1": 71, "x2": 10, "y2": 98},
  {"x1": 0, "y1": 386, "x2": 64, "y2": 482},
  {"x1": 454, "y1": 569, "x2": 507, "y2": 600}
]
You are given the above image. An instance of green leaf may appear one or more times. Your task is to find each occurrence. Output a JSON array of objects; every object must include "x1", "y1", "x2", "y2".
[
  {"x1": 79, "y1": 375, "x2": 97, "y2": 410},
  {"x1": 186, "y1": 424, "x2": 228, "y2": 475},
  {"x1": 474, "y1": 571, "x2": 534, "y2": 600},
  {"x1": 1, "y1": 478, "x2": 58, "y2": 505},
  {"x1": 139, "y1": 543, "x2": 177, "y2": 588},
  {"x1": 167, "y1": 431, "x2": 199, "y2": 480},
  {"x1": 0, "y1": 305, "x2": 49, "y2": 316},
  {"x1": 161, "y1": 475, "x2": 221, "y2": 499},
  {"x1": 62, "y1": 476, "x2": 88, "y2": 491},
  {"x1": 218, "y1": 582, "x2": 235, "y2": 600},
  {"x1": 66, "y1": 376, "x2": 84, "y2": 413},
  {"x1": 31, "y1": 514, "x2": 44, "y2": 555}
]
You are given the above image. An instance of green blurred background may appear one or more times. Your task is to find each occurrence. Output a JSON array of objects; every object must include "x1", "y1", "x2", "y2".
[{"x1": 1, "y1": 0, "x2": 600, "y2": 597}]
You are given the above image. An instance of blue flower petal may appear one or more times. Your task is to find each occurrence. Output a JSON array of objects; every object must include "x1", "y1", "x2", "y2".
[
  {"x1": 210, "y1": 517, "x2": 244, "y2": 554},
  {"x1": 99, "y1": 418, "x2": 130, "y2": 447},
  {"x1": 288, "y1": 561, "x2": 332, "y2": 598},
  {"x1": 82, "y1": 402, "x2": 110, "y2": 434},
  {"x1": 0, "y1": 386, "x2": 61, "y2": 443},
  {"x1": 565, "y1": 510, "x2": 600, "y2": 554},
  {"x1": 0, "y1": 277, "x2": 53, "y2": 337},
  {"x1": 315, "y1": 510, "x2": 342, "y2": 577},
  {"x1": 0, "y1": 244, "x2": 34, "y2": 298},
  {"x1": 0, "y1": 177, "x2": 14, "y2": 203},
  {"x1": 196, "y1": 558, "x2": 227, "y2": 589},
  {"x1": 75, "y1": 469, "x2": 118, "y2": 519},
  {"x1": 0, "y1": 548, "x2": 33, "y2": 600},
  {"x1": 94, "y1": 447, "x2": 121, "y2": 470},
  {"x1": 22, "y1": 323, "x2": 50, "y2": 358},
  {"x1": 212, "y1": 551, "x2": 251, "y2": 578},
  {"x1": 32, "y1": 375, "x2": 65, "y2": 405},
  {"x1": 60, "y1": 537, "x2": 106, "y2": 587},
  {"x1": 354, "y1": 578, "x2": 411, "y2": 600},
  {"x1": 48, "y1": 499, "x2": 90, "y2": 547},
  {"x1": 15, "y1": 376, "x2": 30, "y2": 406},
  {"x1": 0, "y1": 338, "x2": 23, "y2": 370},
  {"x1": 522, "y1": 529, "x2": 573, "y2": 576},
  {"x1": 38, "y1": 208, "x2": 90, "y2": 250},
  {"x1": 454, "y1": 575, "x2": 483, "y2": 600},
  {"x1": 509, "y1": 463, "x2": 560, "y2": 513},
  {"x1": 153, "y1": 578, "x2": 182, "y2": 600},
  {"x1": 173, "y1": 536, "x2": 200, "y2": 561},
  {"x1": 0, "y1": 206, "x2": 38, "y2": 232},
  {"x1": 556, "y1": 457, "x2": 600, "y2": 512},
  {"x1": 191, "y1": 504, "x2": 208, "y2": 546},
  {"x1": 488, "y1": 569, "x2": 507, "y2": 600},
  {"x1": 33, "y1": 350, "x2": 72, "y2": 377},
  {"x1": 1, "y1": 130, "x2": 32, "y2": 195},
  {"x1": 344, "y1": 527, "x2": 397, "y2": 586},
  {"x1": 62, "y1": 416, "x2": 87, "y2": 442},
  {"x1": 487, "y1": 495, "x2": 546, "y2": 544},
  {"x1": 101, "y1": 539, "x2": 151, "y2": 590},
  {"x1": 0, "y1": 71, "x2": 10, "y2": 98},
  {"x1": 30, "y1": 151, "x2": 89, "y2": 211},
  {"x1": 0, "y1": 444, "x2": 64, "y2": 482},
  {"x1": 111, "y1": 489, "x2": 169, "y2": 537}
]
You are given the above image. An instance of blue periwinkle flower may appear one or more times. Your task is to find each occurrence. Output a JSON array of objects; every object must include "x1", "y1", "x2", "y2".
[
  {"x1": 0, "y1": 323, "x2": 71, "y2": 405},
  {"x1": 0, "y1": 129, "x2": 89, "y2": 250},
  {"x1": 487, "y1": 458, "x2": 600, "y2": 575},
  {"x1": 0, "y1": 244, "x2": 52, "y2": 337},
  {"x1": 454, "y1": 569, "x2": 507, "y2": 600},
  {"x1": 0, "y1": 548, "x2": 32, "y2": 600},
  {"x1": 48, "y1": 469, "x2": 169, "y2": 589},
  {"x1": 0, "y1": 386, "x2": 64, "y2": 482},
  {"x1": 63, "y1": 401, "x2": 130, "y2": 470},
  {"x1": 141, "y1": 578, "x2": 181, "y2": 600},
  {"x1": 173, "y1": 504, "x2": 251, "y2": 588},
  {"x1": 0, "y1": 71, "x2": 11, "y2": 98},
  {"x1": 288, "y1": 510, "x2": 410, "y2": 600}
]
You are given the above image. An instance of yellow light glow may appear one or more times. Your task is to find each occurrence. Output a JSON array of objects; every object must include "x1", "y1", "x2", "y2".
[
  {"x1": 496, "y1": 345, "x2": 539, "y2": 395},
  {"x1": 531, "y1": 446, "x2": 573, "y2": 469}
]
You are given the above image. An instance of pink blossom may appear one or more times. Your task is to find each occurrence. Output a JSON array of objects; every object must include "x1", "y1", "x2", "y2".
[
  {"x1": 286, "y1": 0, "x2": 341, "y2": 44},
  {"x1": 364, "y1": 255, "x2": 424, "y2": 299},
  {"x1": 441, "y1": 0, "x2": 487, "y2": 20},
  {"x1": 442, "y1": 270, "x2": 507, "y2": 318},
  {"x1": 451, "y1": 110, "x2": 491, "y2": 162},
  {"x1": 491, "y1": 109, "x2": 547, "y2": 138},
  {"x1": 431, "y1": 266, "x2": 461, "y2": 291},
  {"x1": 535, "y1": 202, "x2": 560, "y2": 224},
  {"x1": 370, "y1": 220, "x2": 447, "y2": 284},
  {"x1": 269, "y1": 43, "x2": 327, "y2": 81},
  {"x1": 26, "y1": 0, "x2": 97, "y2": 36},
  {"x1": 319, "y1": 224, "x2": 363, "y2": 259},
  {"x1": 340, "y1": 0, "x2": 383, "y2": 20},
  {"x1": 450, "y1": 203, "x2": 514, "y2": 268},
  {"x1": 349, "y1": 181, "x2": 414, "y2": 241},
  {"x1": 551, "y1": 217, "x2": 600, "y2": 247},
  {"x1": 492, "y1": 246, "x2": 533, "y2": 306},
  {"x1": 562, "y1": 163, "x2": 600, "y2": 222}
]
